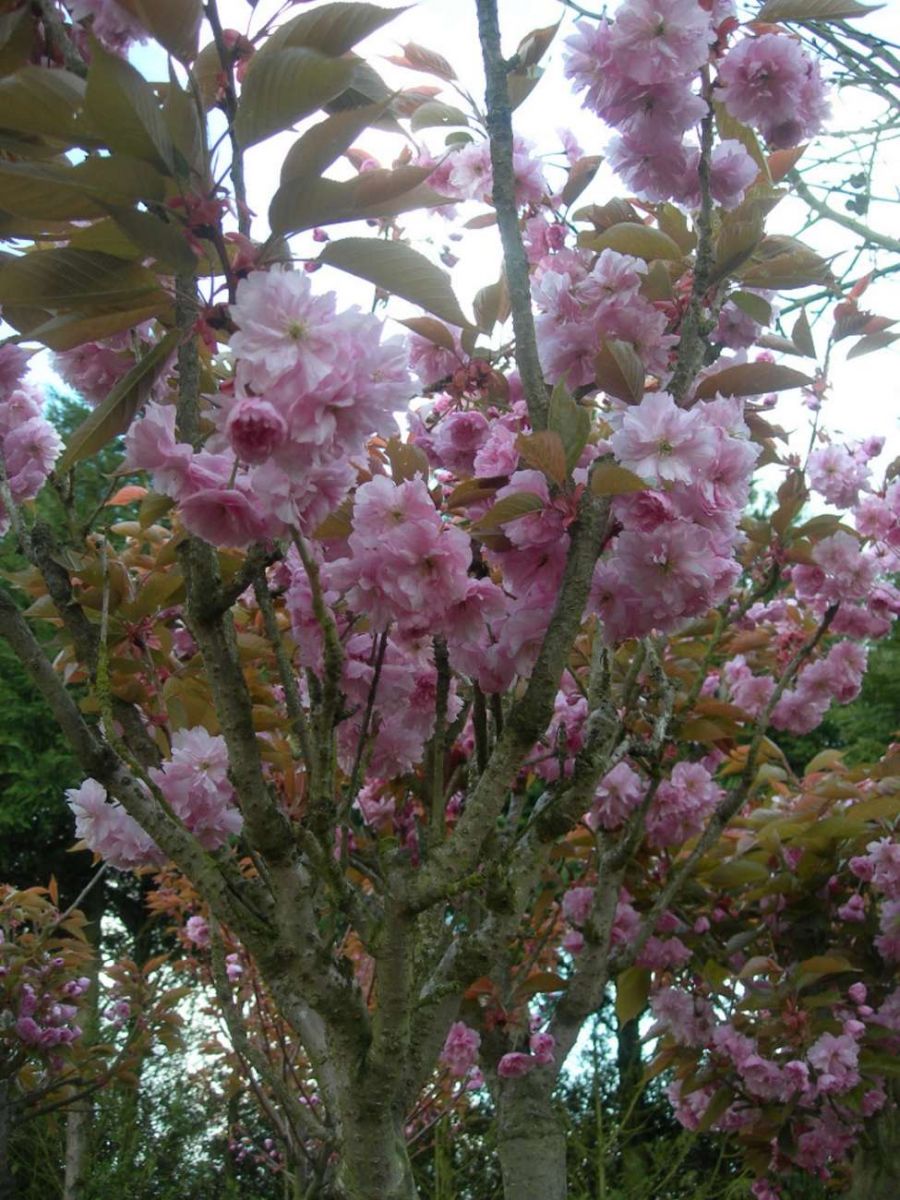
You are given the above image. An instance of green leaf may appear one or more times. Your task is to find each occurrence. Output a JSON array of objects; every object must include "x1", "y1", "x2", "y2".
[
  {"x1": 615, "y1": 966, "x2": 650, "y2": 1025},
  {"x1": 264, "y1": 2, "x2": 407, "y2": 58},
  {"x1": 730, "y1": 291, "x2": 772, "y2": 326},
  {"x1": 791, "y1": 309, "x2": 816, "y2": 357},
  {"x1": 548, "y1": 381, "x2": 592, "y2": 472},
  {"x1": 396, "y1": 316, "x2": 457, "y2": 352},
  {"x1": 114, "y1": 0, "x2": 202, "y2": 61},
  {"x1": 139, "y1": 492, "x2": 175, "y2": 529},
  {"x1": 714, "y1": 104, "x2": 769, "y2": 181},
  {"x1": 579, "y1": 222, "x2": 682, "y2": 261},
  {"x1": 2, "y1": 305, "x2": 165, "y2": 352},
  {"x1": 387, "y1": 41, "x2": 457, "y2": 82},
  {"x1": 85, "y1": 42, "x2": 176, "y2": 171},
  {"x1": 101, "y1": 206, "x2": 196, "y2": 273},
  {"x1": 0, "y1": 7, "x2": 32, "y2": 76},
  {"x1": 561, "y1": 155, "x2": 602, "y2": 208},
  {"x1": 57, "y1": 330, "x2": 180, "y2": 473},
  {"x1": 472, "y1": 492, "x2": 545, "y2": 534},
  {"x1": 269, "y1": 165, "x2": 449, "y2": 236},
  {"x1": 846, "y1": 332, "x2": 899, "y2": 359},
  {"x1": 0, "y1": 249, "x2": 165, "y2": 315},
  {"x1": 713, "y1": 216, "x2": 765, "y2": 281},
  {"x1": 706, "y1": 859, "x2": 770, "y2": 888},
  {"x1": 590, "y1": 463, "x2": 648, "y2": 497},
  {"x1": 385, "y1": 436, "x2": 430, "y2": 483},
  {"x1": 757, "y1": 0, "x2": 882, "y2": 20},
  {"x1": 594, "y1": 339, "x2": 645, "y2": 403},
  {"x1": 410, "y1": 100, "x2": 469, "y2": 132},
  {"x1": 163, "y1": 69, "x2": 204, "y2": 175},
  {"x1": 516, "y1": 431, "x2": 567, "y2": 486},
  {"x1": 693, "y1": 362, "x2": 814, "y2": 400},
  {"x1": 235, "y1": 47, "x2": 356, "y2": 148},
  {"x1": 473, "y1": 276, "x2": 510, "y2": 335},
  {"x1": 517, "y1": 971, "x2": 567, "y2": 998},
  {"x1": 0, "y1": 67, "x2": 87, "y2": 141},
  {"x1": 277, "y1": 101, "x2": 393, "y2": 186},
  {"x1": 696, "y1": 1087, "x2": 733, "y2": 1134},
  {"x1": 320, "y1": 237, "x2": 470, "y2": 327},
  {"x1": 739, "y1": 236, "x2": 833, "y2": 290},
  {"x1": 0, "y1": 156, "x2": 165, "y2": 221}
]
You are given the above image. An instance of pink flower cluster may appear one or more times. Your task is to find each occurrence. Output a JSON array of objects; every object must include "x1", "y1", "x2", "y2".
[
  {"x1": 149, "y1": 727, "x2": 243, "y2": 850},
  {"x1": 497, "y1": 1029, "x2": 556, "y2": 1079},
  {"x1": 849, "y1": 837, "x2": 900, "y2": 963},
  {"x1": 328, "y1": 475, "x2": 471, "y2": 635},
  {"x1": 67, "y1": 728, "x2": 242, "y2": 869},
  {"x1": 565, "y1": 0, "x2": 758, "y2": 209},
  {"x1": 535, "y1": 248, "x2": 676, "y2": 386},
  {"x1": 439, "y1": 1021, "x2": 481, "y2": 1077},
  {"x1": 125, "y1": 267, "x2": 413, "y2": 547},
  {"x1": 65, "y1": 0, "x2": 147, "y2": 55},
  {"x1": 718, "y1": 32, "x2": 829, "y2": 150},
  {"x1": 0, "y1": 368, "x2": 62, "y2": 535},
  {"x1": 423, "y1": 136, "x2": 546, "y2": 210},
  {"x1": 593, "y1": 393, "x2": 757, "y2": 642},
  {"x1": 14, "y1": 976, "x2": 88, "y2": 1051},
  {"x1": 67, "y1": 778, "x2": 163, "y2": 871},
  {"x1": 808, "y1": 437, "x2": 881, "y2": 509}
]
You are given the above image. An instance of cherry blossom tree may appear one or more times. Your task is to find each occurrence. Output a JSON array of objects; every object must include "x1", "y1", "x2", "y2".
[{"x1": 0, "y1": 1, "x2": 898, "y2": 1198}]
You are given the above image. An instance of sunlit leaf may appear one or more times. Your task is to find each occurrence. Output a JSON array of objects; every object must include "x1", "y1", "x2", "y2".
[
  {"x1": 235, "y1": 49, "x2": 356, "y2": 148},
  {"x1": 57, "y1": 330, "x2": 180, "y2": 473},
  {"x1": 320, "y1": 236, "x2": 470, "y2": 327},
  {"x1": 693, "y1": 362, "x2": 814, "y2": 400}
]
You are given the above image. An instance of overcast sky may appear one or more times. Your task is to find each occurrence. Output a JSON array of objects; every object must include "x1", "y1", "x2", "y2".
[{"x1": 33, "y1": 0, "x2": 896, "y2": 472}]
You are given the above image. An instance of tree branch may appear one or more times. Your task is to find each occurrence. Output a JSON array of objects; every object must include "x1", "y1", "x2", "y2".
[{"x1": 476, "y1": 0, "x2": 549, "y2": 430}]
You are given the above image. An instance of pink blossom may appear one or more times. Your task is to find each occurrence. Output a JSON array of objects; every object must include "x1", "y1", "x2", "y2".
[
  {"x1": 433, "y1": 410, "x2": 490, "y2": 476},
  {"x1": 649, "y1": 986, "x2": 712, "y2": 1046},
  {"x1": 180, "y1": 483, "x2": 273, "y2": 548},
  {"x1": 473, "y1": 421, "x2": 520, "y2": 478},
  {"x1": 66, "y1": 779, "x2": 162, "y2": 871},
  {"x1": 807, "y1": 1031, "x2": 860, "y2": 1094},
  {"x1": 3, "y1": 416, "x2": 62, "y2": 504},
  {"x1": 66, "y1": 0, "x2": 147, "y2": 54},
  {"x1": 529, "y1": 1031, "x2": 556, "y2": 1066},
  {"x1": 440, "y1": 1021, "x2": 481, "y2": 1077},
  {"x1": 185, "y1": 916, "x2": 210, "y2": 948},
  {"x1": 611, "y1": 392, "x2": 717, "y2": 485},
  {"x1": 149, "y1": 728, "x2": 243, "y2": 850},
  {"x1": 230, "y1": 266, "x2": 345, "y2": 392},
  {"x1": 718, "y1": 33, "x2": 829, "y2": 149},
  {"x1": 0, "y1": 345, "x2": 30, "y2": 395},
  {"x1": 708, "y1": 140, "x2": 759, "y2": 210},
  {"x1": 497, "y1": 1052, "x2": 536, "y2": 1079},
  {"x1": 590, "y1": 761, "x2": 644, "y2": 830},
  {"x1": 610, "y1": 0, "x2": 712, "y2": 84},
  {"x1": 808, "y1": 443, "x2": 870, "y2": 508},
  {"x1": 562, "y1": 886, "x2": 594, "y2": 927},
  {"x1": 226, "y1": 397, "x2": 287, "y2": 463}
]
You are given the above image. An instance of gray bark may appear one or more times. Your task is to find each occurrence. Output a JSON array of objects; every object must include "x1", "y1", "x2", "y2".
[
  {"x1": 0, "y1": 1079, "x2": 14, "y2": 1200},
  {"x1": 847, "y1": 1091, "x2": 900, "y2": 1200},
  {"x1": 335, "y1": 1102, "x2": 418, "y2": 1200},
  {"x1": 496, "y1": 1074, "x2": 566, "y2": 1200},
  {"x1": 62, "y1": 1103, "x2": 91, "y2": 1200}
]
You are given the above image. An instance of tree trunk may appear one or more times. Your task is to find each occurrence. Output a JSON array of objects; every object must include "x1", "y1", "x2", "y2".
[
  {"x1": 335, "y1": 1101, "x2": 418, "y2": 1200},
  {"x1": 495, "y1": 1073, "x2": 566, "y2": 1200},
  {"x1": 63, "y1": 1104, "x2": 90, "y2": 1200},
  {"x1": 0, "y1": 1079, "x2": 14, "y2": 1200},
  {"x1": 847, "y1": 1091, "x2": 900, "y2": 1200}
]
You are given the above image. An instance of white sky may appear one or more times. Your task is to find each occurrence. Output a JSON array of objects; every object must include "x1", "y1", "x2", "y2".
[
  {"x1": 216, "y1": 0, "x2": 900, "y2": 466},
  {"x1": 33, "y1": 0, "x2": 900, "y2": 470}
]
